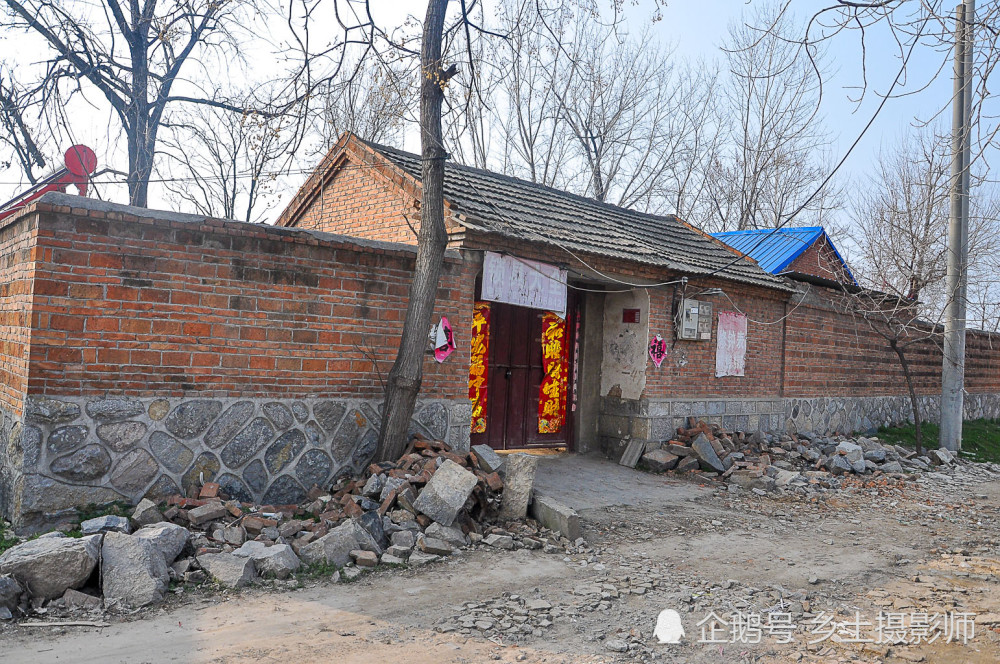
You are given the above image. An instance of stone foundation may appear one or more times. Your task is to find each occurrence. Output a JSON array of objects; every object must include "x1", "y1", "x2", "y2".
[
  {"x1": 3, "y1": 395, "x2": 471, "y2": 531},
  {"x1": 599, "y1": 393, "x2": 1000, "y2": 460}
]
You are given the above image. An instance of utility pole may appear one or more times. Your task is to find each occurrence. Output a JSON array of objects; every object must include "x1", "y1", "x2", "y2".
[{"x1": 940, "y1": 0, "x2": 975, "y2": 452}]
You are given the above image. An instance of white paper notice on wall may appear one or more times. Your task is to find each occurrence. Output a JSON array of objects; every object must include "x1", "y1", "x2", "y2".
[
  {"x1": 481, "y1": 251, "x2": 567, "y2": 318},
  {"x1": 715, "y1": 311, "x2": 748, "y2": 377}
]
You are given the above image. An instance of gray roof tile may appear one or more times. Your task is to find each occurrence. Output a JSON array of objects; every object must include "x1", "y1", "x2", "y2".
[{"x1": 366, "y1": 140, "x2": 791, "y2": 292}]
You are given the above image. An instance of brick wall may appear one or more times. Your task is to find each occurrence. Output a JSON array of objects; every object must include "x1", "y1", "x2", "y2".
[
  {"x1": 786, "y1": 237, "x2": 852, "y2": 283},
  {"x1": 783, "y1": 285, "x2": 1000, "y2": 399},
  {"x1": 281, "y1": 153, "x2": 421, "y2": 244},
  {"x1": 24, "y1": 199, "x2": 474, "y2": 400},
  {"x1": 0, "y1": 214, "x2": 37, "y2": 415}
]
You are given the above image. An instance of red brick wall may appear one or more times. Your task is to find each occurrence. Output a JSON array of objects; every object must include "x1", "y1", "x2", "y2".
[
  {"x1": 282, "y1": 154, "x2": 422, "y2": 245},
  {"x1": 23, "y1": 201, "x2": 474, "y2": 399},
  {"x1": 645, "y1": 283, "x2": 787, "y2": 399},
  {"x1": 0, "y1": 215, "x2": 37, "y2": 415},
  {"x1": 781, "y1": 286, "x2": 1000, "y2": 398},
  {"x1": 786, "y1": 238, "x2": 852, "y2": 283}
]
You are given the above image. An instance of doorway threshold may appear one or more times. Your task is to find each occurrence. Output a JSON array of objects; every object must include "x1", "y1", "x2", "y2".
[{"x1": 496, "y1": 447, "x2": 568, "y2": 456}]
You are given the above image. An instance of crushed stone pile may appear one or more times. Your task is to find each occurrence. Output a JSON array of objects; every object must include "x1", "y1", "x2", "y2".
[
  {"x1": 638, "y1": 418, "x2": 962, "y2": 496},
  {"x1": 0, "y1": 436, "x2": 576, "y2": 621}
]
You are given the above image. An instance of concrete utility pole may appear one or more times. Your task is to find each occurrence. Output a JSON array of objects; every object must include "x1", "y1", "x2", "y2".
[{"x1": 940, "y1": 0, "x2": 976, "y2": 452}]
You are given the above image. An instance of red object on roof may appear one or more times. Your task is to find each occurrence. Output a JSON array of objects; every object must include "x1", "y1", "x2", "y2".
[{"x1": 0, "y1": 145, "x2": 98, "y2": 222}]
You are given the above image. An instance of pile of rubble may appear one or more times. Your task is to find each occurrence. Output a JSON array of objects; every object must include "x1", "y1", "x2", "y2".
[
  {"x1": 636, "y1": 419, "x2": 961, "y2": 495},
  {"x1": 0, "y1": 436, "x2": 565, "y2": 620}
]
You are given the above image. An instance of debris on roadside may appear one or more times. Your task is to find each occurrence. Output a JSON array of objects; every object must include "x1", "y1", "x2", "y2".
[
  {"x1": 0, "y1": 435, "x2": 574, "y2": 622},
  {"x1": 639, "y1": 418, "x2": 968, "y2": 497}
]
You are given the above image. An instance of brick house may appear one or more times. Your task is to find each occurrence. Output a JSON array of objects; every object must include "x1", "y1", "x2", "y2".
[
  {"x1": 2, "y1": 134, "x2": 1000, "y2": 529},
  {"x1": 277, "y1": 133, "x2": 1000, "y2": 459}
]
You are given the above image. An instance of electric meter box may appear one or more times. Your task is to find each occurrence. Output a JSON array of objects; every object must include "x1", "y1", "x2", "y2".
[{"x1": 677, "y1": 299, "x2": 713, "y2": 341}]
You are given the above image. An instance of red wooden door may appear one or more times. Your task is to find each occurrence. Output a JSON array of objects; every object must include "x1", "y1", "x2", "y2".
[{"x1": 473, "y1": 301, "x2": 575, "y2": 451}]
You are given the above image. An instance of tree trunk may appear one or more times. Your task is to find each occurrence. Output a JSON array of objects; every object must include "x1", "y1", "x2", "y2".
[
  {"x1": 892, "y1": 342, "x2": 924, "y2": 455},
  {"x1": 375, "y1": 0, "x2": 452, "y2": 462}
]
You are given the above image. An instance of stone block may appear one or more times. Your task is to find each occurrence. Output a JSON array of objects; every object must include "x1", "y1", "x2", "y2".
[
  {"x1": 530, "y1": 494, "x2": 580, "y2": 541},
  {"x1": 425, "y1": 522, "x2": 469, "y2": 548},
  {"x1": 471, "y1": 444, "x2": 504, "y2": 474},
  {"x1": 232, "y1": 541, "x2": 301, "y2": 579},
  {"x1": 131, "y1": 498, "x2": 164, "y2": 527},
  {"x1": 412, "y1": 459, "x2": 478, "y2": 527},
  {"x1": 641, "y1": 449, "x2": 679, "y2": 473},
  {"x1": 101, "y1": 532, "x2": 169, "y2": 611},
  {"x1": 416, "y1": 534, "x2": 454, "y2": 556},
  {"x1": 0, "y1": 534, "x2": 102, "y2": 600},
  {"x1": 197, "y1": 552, "x2": 258, "y2": 588},
  {"x1": 299, "y1": 520, "x2": 362, "y2": 567},
  {"x1": 499, "y1": 453, "x2": 539, "y2": 521},
  {"x1": 81, "y1": 515, "x2": 131, "y2": 535},
  {"x1": 133, "y1": 522, "x2": 190, "y2": 565},
  {"x1": 691, "y1": 433, "x2": 725, "y2": 473}
]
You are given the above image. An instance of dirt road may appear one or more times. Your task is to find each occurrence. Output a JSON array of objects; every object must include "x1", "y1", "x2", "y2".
[{"x1": 3, "y1": 454, "x2": 999, "y2": 663}]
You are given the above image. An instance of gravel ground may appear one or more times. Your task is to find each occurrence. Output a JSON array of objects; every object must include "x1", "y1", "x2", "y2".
[{"x1": 2, "y1": 454, "x2": 999, "y2": 664}]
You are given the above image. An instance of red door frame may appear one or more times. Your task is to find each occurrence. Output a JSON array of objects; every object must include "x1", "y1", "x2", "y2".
[{"x1": 470, "y1": 293, "x2": 578, "y2": 451}]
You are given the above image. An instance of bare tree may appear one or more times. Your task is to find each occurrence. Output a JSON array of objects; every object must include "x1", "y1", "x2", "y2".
[
  {"x1": 0, "y1": 0, "x2": 335, "y2": 207},
  {"x1": 375, "y1": 0, "x2": 456, "y2": 461},
  {"x1": 706, "y1": 5, "x2": 837, "y2": 231},
  {"x1": 852, "y1": 127, "x2": 1000, "y2": 327},
  {"x1": 159, "y1": 106, "x2": 293, "y2": 223},
  {"x1": 445, "y1": 0, "x2": 721, "y2": 219},
  {"x1": 0, "y1": 65, "x2": 46, "y2": 184},
  {"x1": 314, "y1": 57, "x2": 415, "y2": 152},
  {"x1": 837, "y1": 287, "x2": 942, "y2": 455}
]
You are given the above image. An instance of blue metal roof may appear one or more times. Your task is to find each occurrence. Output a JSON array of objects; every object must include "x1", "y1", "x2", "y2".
[{"x1": 709, "y1": 227, "x2": 856, "y2": 285}]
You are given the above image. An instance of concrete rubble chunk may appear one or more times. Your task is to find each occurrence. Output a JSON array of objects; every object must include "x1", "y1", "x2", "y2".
[
  {"x1": 930, "y1": 448, "x2": 954, "y2": 465},
  {"x1": 0, "y1": 534, "x2": 102, "y2": 600},
  {"x1": 390, "y1": 530, "x2": 417, "y2": 549},
  {"x1": 188, "y1": 502, "x2": 227, "y2": 526},
  {"x1": 131, "y1": 498, "x2": 165, "y2": 527},
  {"x1": 133, "y1": 522, "x2": 190, "y2": 565},
  {"x1": 61, "y1": 587, "x2": 102, "y2": 611},
  {"x1": 417, "y1": 534, "x2": 454, "y2": 556},
  {"x1": 380, "y1": 553, "x2": 407, "y2": 565},
  {"x1": 81, "y1": 515, "x2": 132, "y2": 535},
  {"x1": 484, "y1": 534, "x2": 514, "y2": 550},
  {"x1": 101, "y1": 531, "x2": 170, "y2": 611},
  {"x1": 826, "y1": 455, "x2": 854, "y2": 475},
  {"x1": 425, "y1": 522, "x2": 469, "y2": 548},
  {"x1": 412, "y1": 459, "x2": 479, "y2": 527},
  {"x1": 690, "y1": 434, "x2": 726, "y2": 474},
  {"x1": 299, "y1": 520, "x2": 362, "y2": 567},
  {"x1": 641, "y1": 449, "x2": 679, "y2": 472},
  {"x1": 232, "y1": 541, "x2": 301, "y2": 579},
  {"x1": 407, "y1": 551, "x2": 440, "y2": 566},
  {"x1": 880, "y1": 461, "x2": 904, "y2": 474},
  {"x1": 499, "y1": 453, "x2": 538, "y2": 520},
  {"x1": 530, "y1": 494, "x2": 580, "y2": 541},
  {"x1": 471, "y1": 444, "x2": 505, "y2": 474},
  {"x1": 617, "y1": 439, "x2": 645, "y2": 469},
  {"x1": 351, "y1": 550, "x2": 378, "y2": 567},
  {"x1": 356, "y1": 510, "x2": 388, "y2": 551},
  {"x1": 0, "y1": 575, "x2": 22, "y2": 611},
  {"x1": 362, "y1": 474, "x2": 385, "y2": 498},
  {"x1": 197, "y1": 552, "x2": 258, "y2": 588}
]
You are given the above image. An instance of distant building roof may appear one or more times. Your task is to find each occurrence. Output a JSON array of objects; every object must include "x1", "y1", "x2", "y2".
[{"x1": 709, "y1": 227, "x2": 856, "y2": 285}]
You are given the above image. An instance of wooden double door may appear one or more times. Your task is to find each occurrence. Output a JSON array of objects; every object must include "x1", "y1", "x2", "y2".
[{"x1": 471, "y1": 300, "x2": 576, "y2": 451}]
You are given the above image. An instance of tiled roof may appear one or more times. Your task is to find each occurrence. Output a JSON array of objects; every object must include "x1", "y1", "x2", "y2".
[
  {"x1": 364, "y1": 140, "x2": 791, "y2": 292},
  {"x1": 710, "y1": 227, "x2": 856, "y2": 285}
]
